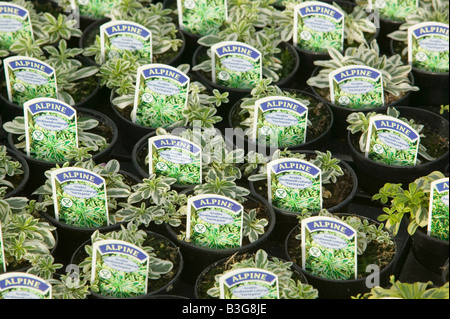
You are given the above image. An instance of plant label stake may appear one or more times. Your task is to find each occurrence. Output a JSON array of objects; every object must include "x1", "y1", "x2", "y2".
[
  {"x1": 50, "y1": 167, "x2": 109, "y2": 228},
  {"x1": 219, "y1": 268, "x2": 279, "y2": 299},
  {"x1": 148, "y1": 135, "x2": 202, "y2": 185},
  {"x1": 368, "y1": 0, "x2": 418, "y2": 21},
  {"x1": 365, "y1": 115, "x2": 420, "y2": 166},
  {"x1": 0, "y1": 272, "x2": 52, "y2": 299},
  {"x1": 427, "y1": 177, "x2": 449, "y2": 241},
  {"x1": 407, "y1": 22, "x2": 449, "y2": 73},
  {"x1": 3, "y1": 56, "x2": 58, "y2": 106},
  {"x1": 267, "y1": 158, "x2": 322, "y2": 213},
  {"x1": 91, "y1": 239, "x2": 150, "y2": 298},
  {"x1": 252, "y1": 96, "x2": 308, "y2": 148},
  {"x1": 301, "y1": 216, "x2": 357, "y2": 280},
  {"x1": 70, "y1": 0, "x2": 119, "y2": 19},
  {"x1": 293, "y1": 1, "x2": 345, "y2": 53},
  {"x1": 177, "y1": 0, "x2": 228, "y2": 36},
  {"x1": 0, "y1": 2, "x2": 33, "y2": 50},
  {"x1": 100, "y1": 20, "x2": 152, "y2": 64},
  {"x1": 0, "y1": 222, "x2": 5, "y2": 273},
  {"x1": 329, "y1": 65, "x2": 384, "y2": 108},
  {"x1": 23, "y1": 98, "x2": 78, "y2": 162},
  {"x1": 132, "y1": 64, "x2": 190, "y2": 128},
  {"x1": 186, "y1": 194, "x2": 244, "y2": 249},
  {"x1": 211, "y1": 41, "x2": 262, "y2": 89}
]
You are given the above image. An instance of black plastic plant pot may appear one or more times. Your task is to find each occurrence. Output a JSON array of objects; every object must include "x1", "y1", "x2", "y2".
[
  {"x1": 3, "y1": 147, "x2": 30, "y2": 199},
  {"x1": 79, "y1": 18, "x2": 186, "y2": 68},
  {"x1": 284, "y1": 213, "x2": 398, "y2": 299},
  {"x1": 164, "y1": 190, "x2": 276, "y2": 286},
  {"x1": 227, "y1": 90, "x2": 334, "y2": 158},
  {"x1": 0, "y1": 66, "x2": 102, "y2": 123},
  {"x1": 347, "y1": 106, "x2": 449, "y2": 195},
  {"x1": 6, "y1": 107, "x2": 118, "y2": 195},
  {"x1": 309, "y1": 67, "x2": 414, "y2": 138},
  {"x1": 70, "y1": 230, "x2": 184, "y2": 299},
  {"x1": 249, "y1": 150, "x2": 358, "y2": 243},
  {"x1": 194, "y1": 251, "x2": 309, "y2": 299},
  {"x1": 37, "y1": 169, "x2": 141, "y2": 263},
  {"x1": 378, "y1": 17, "x2": 403, "y2": 55},
  {"x1": 191, "y1": 41, "x2": 300, "y2": 108},
  {"x1": 411, "y1": 227, "x2": 449, "y2": 275},
  {"x1": 442, "y1": 259, "x2": 449, "y2": 285},
  {"x1": 389, "y1": 39, "x2": 449, "y2": 108}
]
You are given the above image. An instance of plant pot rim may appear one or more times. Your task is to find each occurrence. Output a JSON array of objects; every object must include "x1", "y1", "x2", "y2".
[
  {"x1": 227, "y1": 89, "x2": 334, "y2": 151},
  {"x1": 249, "y1": 150, "x2": 359, "y2": 218},
  {"x1": 79, "y1": 17, "x2": 186, "y2": 67},
  {"x1": 347, "y1": 105, "x2": 450, "y2": 171},
  {"x1": 164, "y1": 189, "x2": 276, "y2": 255},
  {"x1": 412, "y1": 223, "x2": 450, "y2": 246},
  {"x1": 3, "y1": 146, "x2": 30, "y2": 199},
  {"x1": 6, "y1": 107, "x2": 119, "y2": 169},
  {"x1": 193, "y1": 250, "x2": 308, "y2": 299},
  {"x1": 191, "y1": 41, "x2": 300, "y2": 93},
  {"x1": 284, "y1": 212, "x2": 398, "y2": 283},
  {"x1": 389, "y1": 39, "x2": 450, "y2": 77},
  {"x1": 309, "y1": 66, "x2": 415, "y2": 113},
  {"x1": 70, "y1": 229, "x2": 184, "y2": 299}
]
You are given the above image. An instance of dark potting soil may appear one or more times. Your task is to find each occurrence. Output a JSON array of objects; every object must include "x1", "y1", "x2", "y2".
[
  {"x1": 286, "y1": 222, "x2": 397, "y2": 279},
  {"x1": 230, "y1": 92, "x2": 332, "y2": 144}
]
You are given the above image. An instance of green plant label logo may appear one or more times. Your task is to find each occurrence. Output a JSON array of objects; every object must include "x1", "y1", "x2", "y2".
[
  {"x1": 428, "y1": 178, "x2": 449, "y2": 241},
  {"x1": 132, "y1": 64, "x2": 190, "y2": 128},
  {"x1": 369, "y1": 0, "x2": 418, "y2": 21},
  {"x1": 253, "y1": 96, "x2": 308, "y2": 148},
  {"x1": 71, "y1": 0, "x2": 120, "y2": 19},
  {"x1": 219, "y1": 268, "x2": 279, "y2": 299},
  {"x1": 3, "y1": 56, "x2": 58, "y2": 106},
  {"x1": 177, "y1": 0, "x2": 227, "y2": 36},
  {"x1": 186, "y1": 194, "x2": 244, "y2": 249},
  {"x1": 91, "y1": 239, "x2": 150, "y2": 298},
  {"x1": 0, "y1": 272, "x2": 52, "y2": 299},
  {"x1": 100, "y1": 20, "x2": 152, "y2": 63},
  {"x1": 329, "y1": 65, "x2": 384, "y2": 108},
  {"x1": 0, "y1": 2, "x2": 33, "y2": 50},
  {"x1": 301, "y1": 216, "x2": 357, "y2": 280},
  {"x1": 293, "y1": 1, "x2": 345, "y2": 53},
  {"x1": 51, "y1": 167, "x2": 109, "y2": 228},
  {"x1": 24, "y1": 98, "x2": 78, "y2": 163},
  {"x1": 149, "y1": 135, "x2": 202, "y2": 185},
  {"x1": 365, "y1": 115, "x2": 420, "y2": 166},
  {"x1": 0, "y1": 222, "x2": 5, "y2": 273},
  {"x1": 211, "y1": 41, "x2": 262, "y2": 89},
  {"x1": 267, "y1": 158, "x2": 322, "y2": 213},
  {"x1": 408, "y1": 22, "x2": 449, "y2": 73}
]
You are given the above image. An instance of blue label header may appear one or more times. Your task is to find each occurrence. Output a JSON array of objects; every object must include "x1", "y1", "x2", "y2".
[
  {"x1": 153, "y1": 137, "x2": 201, "y2": 154},
  {"x1": 412, "y1": 24, "x2": 449, "y2": 38},
  {"x1": 27, "y1": 100, "x2": 76, "y2": 118},
  {"x1": 259, "y1": 98, "x2": 308, "y2": 115},
  {"x1": 0, "y1": 4, "x2": 28, "y2": 17},
  {"x1": 142, "y1": 66, "x2": 189, "y2": 85},
  {"x1": 97, "y1": 241, "x2": 148, "y2": 262},
  {"x1": 271, "y1": 160, "x2": 320, "y2": 177},
  {"x1": 55, "y1": 169, "x2": 104, "y2": 186},
  {"x1": 7, "y1": 58, "x2": 54, "y2": 75},
  {"x1": 224, "y1": 270, "x2": 277, "y2": 287},
  {"x1": 298, "y1": 3, "x2": 343, "y2": 20},
  {"x1": 0, "y1": 274, "x2": 51, "y2": 292},
  {"x1": 305, "y1": 218, "x2": 355, "y2": 238},
  {"x1": 373, "y1": 119, "x2": 419, "y2": 141},
  {"x1": 214, "y1": 43, "x2": 261, "y2": 60},
  {"x1": 333, "y1": 67, "x2": 382, "y2": 83},
  {"x1": 105, "y1": 23, "x2": 151, "y2": 39},
  {"x1": 435, "y1": 179, "x2": 449, "y2": 193},
  {"x1": 192, "y1": 196, "x2": 243, "y2": 214}
]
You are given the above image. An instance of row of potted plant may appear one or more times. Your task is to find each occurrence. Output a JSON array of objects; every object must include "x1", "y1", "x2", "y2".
[{"x1": 0, "y1": 0, "x2": 448, "y2": 299}]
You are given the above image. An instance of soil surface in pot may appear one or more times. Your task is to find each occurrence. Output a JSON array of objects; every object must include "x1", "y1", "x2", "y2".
[
  {"x1": 286, "y1": 220, "x2": 396, "y2": 279},
  {"x1": 230, "y1": 92, "x2": 332, "y2": 146}
]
